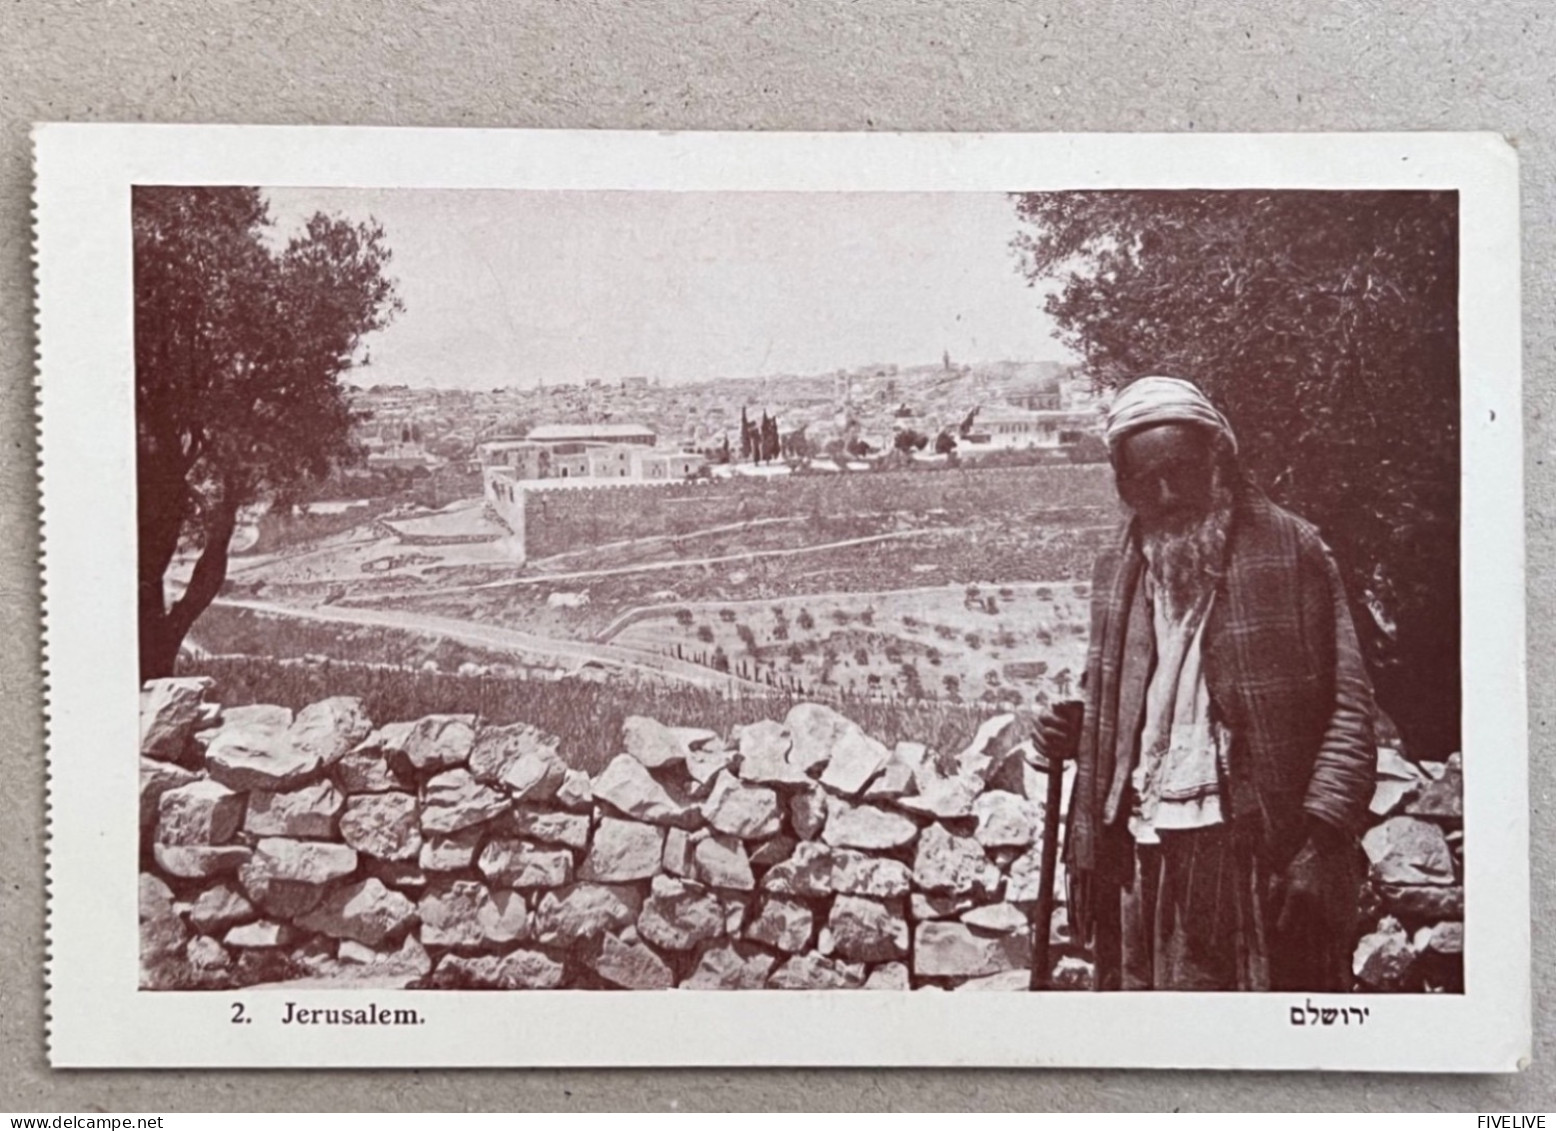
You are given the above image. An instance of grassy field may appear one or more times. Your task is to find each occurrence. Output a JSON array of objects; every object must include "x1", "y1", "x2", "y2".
[{"x1": 181, "y1": 653, "x2": 999, "y2": 773}]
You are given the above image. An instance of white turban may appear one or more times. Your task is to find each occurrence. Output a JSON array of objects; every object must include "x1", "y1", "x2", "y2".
[{"x1": 1103, "y1": 375, "x2": 1239, "y2": 456}]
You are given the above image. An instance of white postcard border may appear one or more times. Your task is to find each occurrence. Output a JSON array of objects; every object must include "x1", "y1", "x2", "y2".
[{"x1": 35, "y1": 126, "x2": 1527, "y2": 1070}]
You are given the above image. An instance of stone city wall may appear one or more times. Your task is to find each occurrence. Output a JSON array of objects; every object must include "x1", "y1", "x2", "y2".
[{"x1": 138, "y1": 677, "x2": 1462, "y2": 992}]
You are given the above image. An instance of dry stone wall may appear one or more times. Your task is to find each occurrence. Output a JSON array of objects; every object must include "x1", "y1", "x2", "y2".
[{"x1": 138, "y1": 677, "x2": 1462, "y2": 992}]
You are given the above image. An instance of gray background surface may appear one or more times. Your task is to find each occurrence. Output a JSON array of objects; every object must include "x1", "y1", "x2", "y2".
[{"x1": 1, "y1": 0, "x2": 1549, "y2": 1112}]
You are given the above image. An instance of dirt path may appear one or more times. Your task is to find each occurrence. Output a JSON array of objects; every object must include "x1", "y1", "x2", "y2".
[{"x1": 214, "y1": 597, "x2": 773, "y2": 694}]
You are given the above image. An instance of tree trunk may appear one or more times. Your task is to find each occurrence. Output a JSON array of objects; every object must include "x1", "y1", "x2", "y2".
[{"x1": 138, "y1": 494, "x2": 240, "y2": 682}]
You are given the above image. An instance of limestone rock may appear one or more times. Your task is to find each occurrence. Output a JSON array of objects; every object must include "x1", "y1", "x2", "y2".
[
  {"x1": 748, "y1": 834, "x2": 797, "y2": 870},
  {"x1": 507, "y1": 806, "x2": 590, "y2": 849},
  {"x1": 954, "y1": 713, "x2": 1023, "y2": 785},
  {"x1": 532, "y1": 883, "x2": 642, "y2": 947},
  {"x1": 827, "y1": 895, "x2": 910, "y2": 962},
  {"x1": 138, "y1": 874, "x2": 186, "y2": 963},
  {"x1": 235, "y1": 870, "x2": 326, "y2": 920},
  {"x1": 224, "y1": 920, "x2": 295, "y2": 949},
  {"x1": 960, "y1": 902, "x2": 1031, "y2": 934},
  {"x1": 220, "y1": 704, "x2": 294, "y2": 731},
  {"x1": 335, "y1": 748, "x2": 412, "y2": 794},
  {"x1": 419, "y1": 826, "x2": 486, "y2": 872},
  {"x1": 692, "y1": 832, "x2": 756, "y2": 891},
  {"x1": 913, "y1": 921, "x2": 1030, "y2": 978},
  {"x1": 954, "y1": 969, "x2": 1030, "y2": 991},
  {"x1": 580, "y1": 817, "x2": 666, "y2": 883},
  {"x1": 637, "y1": 875, "x2": 729, "y2": 951},
  {"x1": 972, "y1": 790, "x2": 1041, "y2": 849},
  {"x1": 789, "y1": 785, "x2": 828, "y2": 839},
  {"x1": 1353, "y1": 916, "x2": 1418, "y2": 990},
  {"x1": 820, "y1": 796, "x2": 919, "y2": 851},
  {"x1": 593, "y1": 754, "x2": 700, "y2": 827},
  {"x1": 816, "y1": 715, "x2": 892, "y2": 797},
  {"x1": 337, "y1": 935, "x2": 432, "y2": 979},
  {"x1": 139, "y1": 873, "x2": 175, "y2": 921},
  {"x1": 1421, "y1": 920, "x2": 1464, "y2": 955},
  {"x1": 910, "y1": 892, "x2": 981, "y2": 921},
  {"x1": 186, "y1": 935, "x2": 231, "y2": 971},
  {"x1": 831, "y1": 851, "x2": 912, "y2": 899},
  {"x1": 431, "y1": 949, "x2": 564, "y2": 990},
  {"x1": 623, "y1": 714, "x2": 718, "y2": 771},
  {"x1": 1362, "y1": 816, "x2": 1456, "y2": 885},
  {"x1": 372, "y1": 860, "x2": 429, "y2": 895},
  {"x1": 683, "y1": 942, "x2": 776, "y2": 989},
  {"x1": 357, "y1": 721, "x2": 416, "y2": 758},
  {"x1": 1376, "y1": 745, "x2": 1426, "y2": 782},
  {"x1": 1378, "y1": 884, "x2": 1464, "y2": 921},
  {"x1": 736, "y1": 720, "x2": 808, "y2": 785},
  {"x1": 759, "y1": 841, "x2": 837, "y2": 897},
  {"x1": 418, "y1": 881, "x2": 529, "y2": 949},
  {"x1": 140, "y1": 677, "x2": 213, "y2": 763},
  {"x1": 1005, "y1": 846, "x2": 1064, "y2": 904},
  {"x1": 288, "y1": 697, "x2": 372, "y2": 768},
  {"x1": 700, "y1": 771, "x2": 781, "y2": 839},
  {"x1": 912, "y1": 823, "x2": 1000, "y2": 896},
  {"x1": 401, "y1": 714, "x2": 476, "y2": 772},
  {"x1": 421, "y1": 768, "x2": 512, "y2": 834},
  {"x1": 187, "y1": 883, "x2": 257, "y2": 934},
  {"x1": 1050, "y1": 955, "x2": 1095, "y2": 991},
  {"x1": 1406, "y1": 753, "x2": 1464, "y2": 820},
  {"x1": 339, "y1": 792, "x2": 422, "y2": 861},
  {"x1": 862, "y1": 753, "x2": 918, "y2": 801},
  {"x1": 686, "y1": 743, "x2": 735, "y2": 789},
  {"x1": 244, "y1": 837, "x2": 358, "y2": 886},
  {"x1": 296, "y1": 878, "x2": 417, "y2": 946},
  {"x1": 157, "y1": 778, "x2": 245, "y2": 846},
  {"x1": 478, "y1": 838, "x2": 574, "y2": 889},
  {"x1": 747, "y1": 898, "x2": 813, "y2": 953},
  {"x1": 1369, "y1": 778, "x2": 1418, "y2": 819},
  {"x1": 467, "y1": 722, "x2": 560, "y2": 787},
  {"x1": 243, "y1": 779, "x2": 345, "y2": 839},
  {"x1": 140, "y1": 759, "x2": 198, "y2": 836},
  {"x1": 767, "y1": 952, "x2": 866, "y2": 990},
  {"x1": 590, "y1": 932, "x2": 675, "y2": 990},
  {"x1": 661, "y1": 826, "x2": 698, "y2": 877},
  {"x1": 894, "y1": 774, "x2": 980, "y2": 821},
  {"x1": 553, "y1": 768, "x2": 593, "y2": 811},
  {"x1": 497, "y1": 739, "x2": 568, "y2": 804},
  {"x1": 206, "y1": 725, "x2": 320, "y2": 793},
  {"x1": 153, "y1": 844, "x2": 252, "y2": 879},
  {"x1": 864, "y1": 961, "x2": 911, "y2": 990}
]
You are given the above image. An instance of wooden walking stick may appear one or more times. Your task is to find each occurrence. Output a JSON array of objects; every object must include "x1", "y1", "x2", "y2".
[{"x1": 1029, "y1": 699, "x2": 1082, "y2": 991}]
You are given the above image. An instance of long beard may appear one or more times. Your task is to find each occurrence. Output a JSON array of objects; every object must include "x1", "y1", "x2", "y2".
[{"x1": 1140, "y1": 489, "x2": 1234, "y2": 622}]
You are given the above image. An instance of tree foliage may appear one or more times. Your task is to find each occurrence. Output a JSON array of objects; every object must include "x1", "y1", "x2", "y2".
[
  {"x1": 1012, "y1": 190, "x2": 1459, "y2": 757},
  {"x1": 135, "y1": 186, "x2": 402, "y2": 679}
]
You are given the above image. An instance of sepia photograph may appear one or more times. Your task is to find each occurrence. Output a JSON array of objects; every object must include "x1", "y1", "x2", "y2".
[{"x1": 37, "y1": 127, "x2": 1524, "y2": 1069}]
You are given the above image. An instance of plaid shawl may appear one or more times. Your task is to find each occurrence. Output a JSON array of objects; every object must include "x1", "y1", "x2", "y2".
[{"x1": 1064, "y1": 488, "x2": 1377, "y2": 942}]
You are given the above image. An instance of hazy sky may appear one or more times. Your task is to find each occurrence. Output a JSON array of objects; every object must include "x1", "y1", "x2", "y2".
[{"x1": 263, "y1": 188, "x2": 1074, "y2": 389}]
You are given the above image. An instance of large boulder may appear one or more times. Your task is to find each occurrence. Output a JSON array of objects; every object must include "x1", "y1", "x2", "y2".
[
  {"x1": 498, "y1": 740, "x2": 567, "y2": 804},
  {"x1": 531, "y1": 883, "x2": 642, "y2": 947},
  {"x1": 287, "y1": 697, "x2": 372, "y2": 768},
  {"x1": 747, "y1": 898, "x2": 814, "y2": 953},
  {"x1": 1378, "y1": 883, "x2": 1464, "y2": 921},
  {"x1": 767, "y1": 952, "x2": 866, "y2": 990},
  {"x1": 477, "y1": 838, "x2": 574, "y2": 889},
  {"x1": 401, "y1": 714, "x2": 477, "y2": 772},
  {"x1": 636, "y1": 875, "x2": 731, "y2": 951},
  {"x1": 820, "y1": 797, "x2": 919, "y2": 851},
  {"x1": 759, "y1": 841, "x2": 838, "y2": 898},
  {"x1": 243, "y1": 779, "x2": 345, "y2": 839},
  {"x1": 913, "y1": 921, "x2": 1030, "y2": 979},
  {"x1": 187, "y1": 883, "x2": 258, "y2": 934},
  {"x1": 700, "y1": 771, "x2": 781, "y2": 840},
  {"x1": 418, "y1": 881, "x2": 529, "y2": 949},
  {"x1": 337, "y1": 935, "x2": 433, "y2": 981},
  {"x1": 139, "y1": 759, "x2": 198, "y2": 836},
  {"x1": 507, "y1": 806, "x2": 590, "y2": 849},
  {"x1": 206, "y1": 725, "x2": 320, "y2": 792},
  {"x1": 816, "y1": 718, "x2": 892, "y2": 797},
  {"x1": 912, "y1": 823, "x2": 1000, "y2": 897},
  {"x1": 156, "y1": 778, "x2": 245, "y2": 846},
  {"x1": 692, "y1": 832, "x2": 755, "y2": 891},
  {"x1": 224, "y1": 920, "x2": 295, "y2": 949},
  {"x1": 1406, "y1": 753, "x2": 1464, "y2": 821},
  {"x1": 960, "y1": 902, "x2": 1032, "y2": 935},
  {"x1": 339, "y1": 792, "x2": 422, "y2": 861},
  {"x1": 832, "y1": 852, "x2": 912, "y2": 899},
  {"x1": 220, "y1": 704, "x2": 294, "y2": 731},
  {"x1": 153, "y1": 844, "x2": 251, "y2": 879},
  {"x1": 589, "y1": 932, "x2": 675, "y2": 990},
  {"x1": 789, "y1": 785, "x2": 828, "y2": 839},
  {"x1": 1353, "y1": 916, "x2": 1419, "y2": 990},
  {"x1": 140, "y1": 677, "x2": 214, "y2": 763},
  {"x1": 826, "y1": 895, "x2": 910, "y2": 962},
  {"x1": 430, "y1": 949, "x2": 565, "y2": 990},
  {"x1": 894, "y1": 774, "x2": 980, "y2": 821},
  {"x1": 623, "y1": 715, "x2": 719, "y2": 771},
  {"x1": 418, "y1": 826, "x2": 486, "y2": 872},
  {"x1": 592, "y1": 754, "x2": 700, "y2": 827},
  {"x1": 243, "y1": 836, "x2": 358, "y2": 885},
  {"x1": 683, "y1": 942, "x2": 776, "y2": 989},
  {"x1": 421, "y1": 769, "x2": 512, "y2": 834},
  {"x1": 864, "y1": 962, "x2": 911, "y2": 990},
  {"x1": 954, "y1": 714, "x2": 1024, "y2": 785},
  {"x1": 335, "y1": 747, "x2": 413, "y2": 795},
  {"x1": 1362, "y1": 816, "x2": 1457, "y2": 885},
  {"x1": 296, "y1": 877, "x2": 417, "y2": 946},
  {"x1": 971, "y1": 790, "x2": 1041, "y2": 849},
  {"x1": 736, "y1": 720, "x2": 808, "y2": 785},
  {"x1": 468, "y1": 723, "x2": 562, "y2": 794},
  {"x1": 580, "y1": 817, "x2": 666, "y2": 883},
  {"x1": 554, "y1": 768, "x2": 593, "y2": 811},
  {"x1": 186, "y1": 935, "x2": 232, "y2": 973}
]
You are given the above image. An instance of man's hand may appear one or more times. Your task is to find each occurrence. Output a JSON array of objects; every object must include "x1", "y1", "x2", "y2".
[{"x1": 1030, "y1": 699, "x2": 1084, "y2": 770}]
